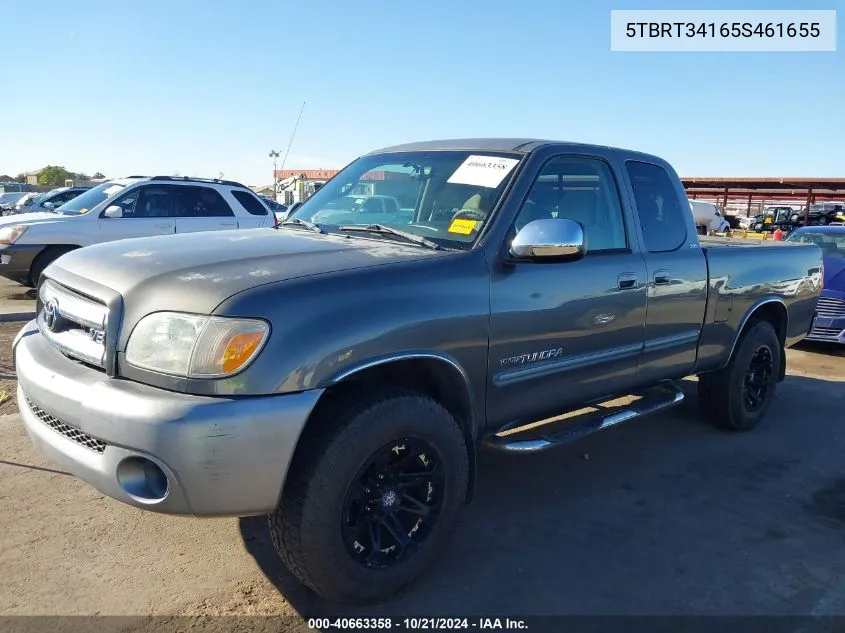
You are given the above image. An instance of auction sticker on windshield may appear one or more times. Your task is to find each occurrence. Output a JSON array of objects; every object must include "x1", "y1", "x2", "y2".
[
  {"x1": 448, "y1": 218, "x2": 478, "y2": 235},
  {"x1": 447, "y1": 155, "x2": 520, "y2": 188}
]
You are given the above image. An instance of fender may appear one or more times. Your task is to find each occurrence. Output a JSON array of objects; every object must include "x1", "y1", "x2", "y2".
[
  {"x1": 724, "y1": 296, "x2": 788, "y2": 379},
  {"x1": 321, "y1": 350, "x2": 479, "y2": 503}
]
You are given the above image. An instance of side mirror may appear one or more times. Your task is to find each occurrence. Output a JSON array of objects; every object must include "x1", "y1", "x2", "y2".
[
  {"x1": 42, "y1": 201, "x2": 55, "y2": 209},
  {"x1": 510, "y1": 218, "x2": 585, "y2": 260},
  {"x1": 103, "y1": 205, "x2": 123, "y2": 218}
]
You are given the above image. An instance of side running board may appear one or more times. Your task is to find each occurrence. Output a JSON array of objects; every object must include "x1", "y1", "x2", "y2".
[{"x1": 483, "y1": 382, "x2": 685, "y2": 453}]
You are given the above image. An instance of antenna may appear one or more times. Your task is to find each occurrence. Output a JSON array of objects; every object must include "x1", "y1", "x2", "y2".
[{"x1": 279, "y1": 101, "x2": 306, "y2": 173}]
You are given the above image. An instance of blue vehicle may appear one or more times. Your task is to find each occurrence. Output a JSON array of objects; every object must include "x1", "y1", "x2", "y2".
[{"x1": 786, "y1": 225, "x2": 845, "y2": 343}]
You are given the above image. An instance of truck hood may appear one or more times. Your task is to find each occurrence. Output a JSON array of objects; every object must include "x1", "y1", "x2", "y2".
[
  {"x1": 46, "y1": 228, "x2": 446, "y2": 315},
  {"x1": 0, "y1": 211, "x2": 70, "y2": 226}
]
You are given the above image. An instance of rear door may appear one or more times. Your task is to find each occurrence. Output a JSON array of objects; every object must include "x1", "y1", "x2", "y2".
[
  {"x1": 97, "y1": 185, "x2": 175, "y2": 240},
  {"x1": 486, "y1": 150, "x2": 648, "y2": 429},
  {"x1": 623, "y1": 160, "x2": 708, "y2": 384},
  {"x1": 171, "y1": 185, "x2": 239, "y2": 233}
]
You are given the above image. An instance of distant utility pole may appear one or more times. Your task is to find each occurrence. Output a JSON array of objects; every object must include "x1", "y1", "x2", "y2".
[{"x1": 269, "y1": 149, "x2": 280, "y2": 200}]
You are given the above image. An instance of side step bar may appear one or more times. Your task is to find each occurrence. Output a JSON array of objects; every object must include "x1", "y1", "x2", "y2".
[{"x1": 483, "y1": 382, "x2": 685, "y2": 453}]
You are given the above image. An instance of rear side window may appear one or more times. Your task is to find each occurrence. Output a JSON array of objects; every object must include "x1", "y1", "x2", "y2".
[
  {"x1": 231, "y1": 190, "x2": 269, "y2": 216},
  {"x1": 626, "y1": 161, "x2": 687, "y2": 252},
  {"x1": 170, "y1": 186, "x2": 234, "y2": 218}
]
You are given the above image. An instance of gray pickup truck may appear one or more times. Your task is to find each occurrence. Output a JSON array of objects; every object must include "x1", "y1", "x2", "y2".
[{"x1": 13, "y1": 139, "x2": 822, "y2": 604}]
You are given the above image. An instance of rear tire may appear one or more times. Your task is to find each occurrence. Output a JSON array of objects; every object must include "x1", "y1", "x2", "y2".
[
  {"x1": 697, "y1": 319, "x2": 781, "y2": 432},
  {"x1": 269, "y1": 388, "x2": 469, "y2": 604}
]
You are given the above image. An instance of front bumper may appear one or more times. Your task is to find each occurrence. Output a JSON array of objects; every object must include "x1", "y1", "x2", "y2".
[
  {"x1": 14, "y1": 321, "x2": 323, "y2": 516},
  {"x1": 806, "y1": 291, "x2": 845, "y2": 344},
  {"x1": 0, "y1": 244, "x2": 45, "y2": 284}
]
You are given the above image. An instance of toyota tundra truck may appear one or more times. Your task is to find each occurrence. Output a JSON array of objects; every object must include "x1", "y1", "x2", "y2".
[{"x1": 13, "y1": 139, "x2": 823, "y2": 604}]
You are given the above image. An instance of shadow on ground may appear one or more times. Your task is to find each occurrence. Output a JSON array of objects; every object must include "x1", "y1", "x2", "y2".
[{"x1": 240, "y1": 373, "x2": 845, "y2": 617}]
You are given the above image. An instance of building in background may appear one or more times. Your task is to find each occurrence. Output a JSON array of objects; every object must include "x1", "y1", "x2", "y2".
[{"x1": 271, "y1": 169, "x2": 340, "y2": 205}]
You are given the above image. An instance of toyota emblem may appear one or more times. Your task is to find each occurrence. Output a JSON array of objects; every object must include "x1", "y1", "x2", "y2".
[{"x1": 43, "y1": 299, "x2": 60, "y2": 331}]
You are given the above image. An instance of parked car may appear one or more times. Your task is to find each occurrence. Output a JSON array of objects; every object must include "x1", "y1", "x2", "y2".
[
  {"x1": 14, "y1": 138, "x2": 822, "y2": 604},
  {"x1": 0, "y1": 191, "x2": 30, "y2": 213},
  {"x1": 10, "y1": 192, "x2": 40, "y2": 212},
  {"x1": 785, "y1": 225, "x2": 845, "y2": 344},
  {"x1": 0, "y1": 175, "x2": 276, "y2": 286},
  {"x1": 689, "y1": 200, "x2": 730, "y2": 234},
  {"x1": 5, "y1": 186, "x2": 91, "y2": 216},
  {"x1": 311, "y1": 193, "x2": 412, "y2": 225},
  {"x1": 259, "y1": 196, "x2": 289, "y2": 224},
  {"x1": 739, "y1": 213, "x2": 764, "y2": 230}
]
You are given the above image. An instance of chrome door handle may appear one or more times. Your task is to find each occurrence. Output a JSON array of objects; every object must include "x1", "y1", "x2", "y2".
[
  {"x1": 617, "y1": 273, "x2": 639, "y2": 290},
  {"x1": 653, "y1": 269, "x2": 671, "y2": 285}
]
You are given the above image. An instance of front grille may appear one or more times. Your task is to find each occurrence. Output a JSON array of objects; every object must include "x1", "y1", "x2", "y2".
[
  {"x1": 38, "y1": 279, "x2": 109, "y2": 369},
  {"x1": 816, "y1": 297, "x2": 845, "y2": 318},
  {"x1": 25, "y1": 397, "x2": 107, "y2": 454},
  {"x1": 808, "y1": 325, "x2": 844, "y2": 340}
]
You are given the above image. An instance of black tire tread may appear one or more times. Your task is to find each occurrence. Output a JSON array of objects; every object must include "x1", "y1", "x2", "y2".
[
  {"x1": 697, "y1": 319, "x2": 781, "y2": 432},
  {"x1": 269, "y1": 386, "x2": 468, "y2": 603}
]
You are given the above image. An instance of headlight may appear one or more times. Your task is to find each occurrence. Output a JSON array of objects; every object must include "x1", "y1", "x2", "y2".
[
  {"x1": 0, "y1": 225, "x2": 28, "y2": 244},
  {"x1": 125, "y1": 312, "x2": 269, "y2": 378}
]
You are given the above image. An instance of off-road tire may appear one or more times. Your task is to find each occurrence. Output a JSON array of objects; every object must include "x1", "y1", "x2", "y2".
[
  {"x1": 269, "y1": 387, "x2": 469, "y2": 604},
  {"x1": 29, "y1": 246, "x2": 76, "y2": 288},
  {"x1": 698, "y1": 319, "x2": 781, "y2": 432}
]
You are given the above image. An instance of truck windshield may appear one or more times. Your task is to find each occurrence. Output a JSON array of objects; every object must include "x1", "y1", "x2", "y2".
[
  {"x1": 55, "y1": 181, "x2": 125, "y2": 215},
  {"x1": 286, "y1": 150, "x2": 523, "y2": 249}
]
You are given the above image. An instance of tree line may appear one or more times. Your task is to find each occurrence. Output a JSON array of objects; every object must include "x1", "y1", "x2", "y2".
[{"x1": 14, "y1": 166, "x2": 106, "y2": 186}]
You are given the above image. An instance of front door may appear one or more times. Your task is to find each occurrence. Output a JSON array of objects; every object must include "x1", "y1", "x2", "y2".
[
  {"x1": 487, "y1": 154, "x2": 648, "y2": 431},
  {"x1": 98, "y1": 185, "x2": 175, "y2": 240}
]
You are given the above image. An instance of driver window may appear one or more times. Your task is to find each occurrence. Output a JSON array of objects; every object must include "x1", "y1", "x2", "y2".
[
  {"x1": 108, "y1": 188, "x2": 141, "y2": 217},
  {"x1": 513, "y1": 157, "x2": 628, "y2": 252}
]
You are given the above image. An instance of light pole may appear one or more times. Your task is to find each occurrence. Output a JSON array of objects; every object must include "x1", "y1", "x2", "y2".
[{"x1": 269, "y1": 150, "x2": 280, "y2": 201}]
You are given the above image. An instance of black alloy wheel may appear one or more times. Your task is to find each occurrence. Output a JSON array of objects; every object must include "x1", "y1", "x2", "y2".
[
  {"x1": 743, "y1": 345, "x2": 774, "y2": 413},
  {"x1": 341, "y1": 438, "x2": 445, "y2": 569}
]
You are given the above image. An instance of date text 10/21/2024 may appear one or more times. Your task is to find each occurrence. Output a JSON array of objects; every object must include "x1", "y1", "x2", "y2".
[{"x1": 307, "y1": 618, "x2": 529, "y2": 630}]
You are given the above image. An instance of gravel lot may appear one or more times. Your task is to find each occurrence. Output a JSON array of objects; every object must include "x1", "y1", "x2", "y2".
[{"x1": 2, "y1": 320, "x2": 845, "y2": 624}]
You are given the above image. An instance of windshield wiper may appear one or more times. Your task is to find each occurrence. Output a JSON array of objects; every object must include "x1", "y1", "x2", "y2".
[
  {"x1": 281, "y1": 218, "x2": 324, "y2": 234},
  {"x1": 337, "y1": 224, "x2": 440, "y2": 250}
]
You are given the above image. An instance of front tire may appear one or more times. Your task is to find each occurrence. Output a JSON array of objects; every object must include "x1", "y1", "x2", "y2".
[
  {"x1": 29, "y1": 246, "x2": 76, "y2": 288},
  {"x1": 269, "y1": 388, "x2": 469, "y2": 603},
  {"x1": 697, "y1": 319, "x2": 781, "y2": 432}
]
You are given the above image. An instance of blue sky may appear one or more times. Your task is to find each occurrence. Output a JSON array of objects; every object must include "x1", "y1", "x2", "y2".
[{"x1": 2, "y1": 0, "x2": 842, "y2": 185}]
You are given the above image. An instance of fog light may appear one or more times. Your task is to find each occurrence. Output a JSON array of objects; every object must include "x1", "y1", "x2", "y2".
[{"x1": 116, "y1": 456, "x2": 169, "y2": 502}]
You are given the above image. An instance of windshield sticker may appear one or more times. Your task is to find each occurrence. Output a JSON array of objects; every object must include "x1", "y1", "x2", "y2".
[
  {"x1": 103, "y1": 185, "x2": 122, "y2": 197},
  {"x1": 447, "y1": 155, "x2": 519, "y2": 188},
  {"x1": 448, "y1": 218, "x2": 478, "y2": 235}
]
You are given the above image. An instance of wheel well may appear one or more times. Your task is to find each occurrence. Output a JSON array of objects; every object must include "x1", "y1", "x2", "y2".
[
  {"x1": 744, "y1": 301, "x2": 788, "y2": 381},
  {"x1": 314, "y1": 358, "x2": 477, "y2": 502},
  {"x1": 30, "y1": 245, "x2": 79, "y2": 285}
]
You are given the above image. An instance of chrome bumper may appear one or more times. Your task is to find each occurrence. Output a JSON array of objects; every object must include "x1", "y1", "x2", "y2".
[{"x1": 14, "y1": 320, "x2": 323, "y2": 516}]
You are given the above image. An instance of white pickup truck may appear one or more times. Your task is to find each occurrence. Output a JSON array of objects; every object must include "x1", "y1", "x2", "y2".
[{"x1": 0, "y1": 176, "x2": 276, "y2": 286}]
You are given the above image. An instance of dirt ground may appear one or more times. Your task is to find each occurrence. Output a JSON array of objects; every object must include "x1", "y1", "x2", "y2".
[
  {"x1": 2, "y1": 326, "x2": 845, "y2": 626},
  {"x1": 0, "y1": 322, "x2": 21, "y2": 415}
]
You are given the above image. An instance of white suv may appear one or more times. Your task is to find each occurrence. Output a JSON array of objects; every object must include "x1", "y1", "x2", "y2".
[{"x1": 0, "y1": 176, "x2": 276, "y2": 286}]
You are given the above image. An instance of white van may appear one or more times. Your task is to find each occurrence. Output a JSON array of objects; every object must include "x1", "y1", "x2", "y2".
[{"x1": 689, "y1": 200, "x2": 730, "y2": 235}]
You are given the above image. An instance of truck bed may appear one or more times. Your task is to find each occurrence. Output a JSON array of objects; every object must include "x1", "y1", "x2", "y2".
[{"x1": 695, "y1": 237, "x2": 822, "y2": 373}]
